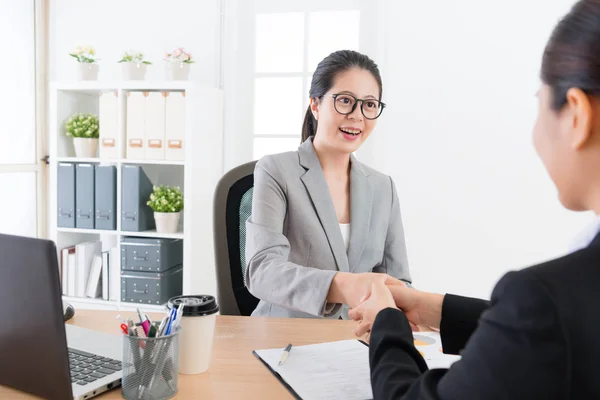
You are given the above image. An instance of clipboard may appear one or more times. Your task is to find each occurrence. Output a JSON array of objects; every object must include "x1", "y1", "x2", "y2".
[
  {"x1": 252, "y1": 340, "x2": 371, "y2": 400},
  {"x1": 252, "y1": 350, "x2": 303, "y2": 400}
]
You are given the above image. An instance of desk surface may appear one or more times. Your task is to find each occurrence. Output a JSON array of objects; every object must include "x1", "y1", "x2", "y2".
[{"x1": 1, "y1": 310, "x2": 358, "y2": 399}]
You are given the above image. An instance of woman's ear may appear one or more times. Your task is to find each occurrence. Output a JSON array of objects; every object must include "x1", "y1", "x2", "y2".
[
  {"x1": 565, "y1": 88, "x2": 593, "y2": 150},
  {"x1": 310, "y1": 97, "x2": 320, "y2": 121}
]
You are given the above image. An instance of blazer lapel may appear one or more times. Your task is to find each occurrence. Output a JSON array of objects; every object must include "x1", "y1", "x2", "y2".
[
  {"x1": 298, "y1": 139, "x2": 350, "y2": 273},
  {"x1": 588, "y1": 229, "x2": 600, "y2": 248},
  {"x1": 347, "y1": 155, "x2": 373, "y2": 272}
]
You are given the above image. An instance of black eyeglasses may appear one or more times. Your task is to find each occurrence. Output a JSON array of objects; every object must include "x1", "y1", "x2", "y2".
[{"x1": 329, "y1": 93, "x2": 386, "y2": 120}]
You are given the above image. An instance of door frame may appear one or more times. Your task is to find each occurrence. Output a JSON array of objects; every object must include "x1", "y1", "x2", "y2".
[{"x1": 0, "y1": 0, "x2": 49, "y2": 238}]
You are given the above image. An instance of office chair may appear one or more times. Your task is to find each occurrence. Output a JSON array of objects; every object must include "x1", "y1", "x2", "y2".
[{"x1": 213, "y1": 160, "x2": 260, "y2": 316}]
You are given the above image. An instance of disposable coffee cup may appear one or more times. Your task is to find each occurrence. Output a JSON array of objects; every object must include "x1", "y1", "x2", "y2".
[{"x1": 167, "y1": 295, "x2": 219, "y2": 375}]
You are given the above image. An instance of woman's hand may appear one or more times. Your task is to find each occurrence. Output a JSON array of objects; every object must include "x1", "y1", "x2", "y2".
[
  {"x1": 349, "y1": 285, "x2": 445, "y2": 338},
  {"x1": 387, "y1": 285, "x2": 444, "y2": 330},
  {"x1": 328, "y1": 272, "x2": 402, "y2": 308},
  {"x1": 348, "y1": 280, "x2": 396, "y2": 338}
]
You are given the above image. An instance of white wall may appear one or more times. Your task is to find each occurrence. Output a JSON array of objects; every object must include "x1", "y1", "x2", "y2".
[
  {"x1": 49, "y1": 0, "x2": 223, "y2": 297},
  {"x1": 50, "y1": 0, "x2": 598, "y2": 301},
  {"x1": 49, "y1": 0, "x2": 222, "y2": 85},
  {"x1": 360, "y1": 0, "x2": 595, "y2": 299}
]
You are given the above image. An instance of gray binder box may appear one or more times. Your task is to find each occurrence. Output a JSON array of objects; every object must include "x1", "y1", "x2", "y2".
[
  {"x1": 95, "y1": 165, "x2": 116, "y2": 230},
  {"x1": 120, "y1": 237, "x2": 183, "y2": 272},
  {"x1": 75, "y1": 163, "x2": 95, "y2": 229},
  {"x1": 121, "y1": 165, "x2": 155, "y2": 232},
  {"x1": 121, "y1": 265, "x2": 183, "y2": 305},
  {"x1": 58, "y1": 163, "x2": 76, "y2": 228}
]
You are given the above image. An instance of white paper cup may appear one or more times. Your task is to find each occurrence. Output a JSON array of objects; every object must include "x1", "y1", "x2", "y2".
[{"x1": 168, "y1": 295, "x2": 219, "y2": 374}]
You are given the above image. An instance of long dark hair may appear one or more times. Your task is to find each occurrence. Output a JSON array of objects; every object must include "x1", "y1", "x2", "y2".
[
  {"x1": 542, "y1": 0, "x2": 600, "y2": 111},
  {"x1": 301, "y1": 50, "x2": 383, "y2": 142}
]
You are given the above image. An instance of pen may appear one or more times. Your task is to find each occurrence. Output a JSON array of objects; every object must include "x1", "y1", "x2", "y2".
[
  {"x1": 148, "y1": 321, "x2": 157, "y2": 338},
  {"x1": 136, "y1": 308, "x2": 144, "y2": 323},
  {"x1": 127, "y1": 319, "x2": 136, "y2": 336},
  {"x1": 148, "y1": 330, "x2": 178, "y2": 394},
  {"x1": 136, "y1": 308, "x2": 150, "y2": 336},
  {"x1": 137, "y1": 359, "x2": 156, "y2": 399},
  {"x1": 161, "y1": 357, "x2": 176, "y2": 392},
  {"x1": 156, "y1": 316, "x2": 168, "y2": 338},
  {"x1": 173, "y1": 304, "x2": 184, "y2": 329},
  {"x1": 278, "y1": 343, "x2": 292, "y2": 366},
  {"x1": 164, "y1": 307, "x2": 177, "y2": 336},
  {"x1": 137, "y1": 334, "x2": 158, "y2": 398},
  {"x1": 131, "y1": 330, "x2": 142, "y2": 373}
]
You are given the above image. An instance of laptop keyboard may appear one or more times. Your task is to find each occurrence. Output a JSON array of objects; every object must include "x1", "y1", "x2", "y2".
[{"x1": 68, "y1": 348, "x2": 122, "y2": 386}]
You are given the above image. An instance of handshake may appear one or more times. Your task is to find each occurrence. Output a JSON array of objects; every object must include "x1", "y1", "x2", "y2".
[{"x1": 342, "y1": 273, "x2": 445, "y2": 340}]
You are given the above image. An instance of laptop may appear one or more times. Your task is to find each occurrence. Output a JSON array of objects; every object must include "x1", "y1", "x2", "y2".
[{"x1": 0, "y1": 233, "x2": 122, "y2": 400}]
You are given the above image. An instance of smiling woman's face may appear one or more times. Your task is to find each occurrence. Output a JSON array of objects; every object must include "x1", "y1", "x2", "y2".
[{"x1": 311, "y1": 68, "x2": 381, "y2": 155}]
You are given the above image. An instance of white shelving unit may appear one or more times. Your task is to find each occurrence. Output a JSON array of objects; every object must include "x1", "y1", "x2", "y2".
[{"x1": 48, "y1": 81, "x2": 224, "y2": 312}]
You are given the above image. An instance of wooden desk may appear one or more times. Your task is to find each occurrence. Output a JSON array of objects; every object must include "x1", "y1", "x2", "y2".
[{"x1": 0, "y1": 310, "x2": 358, "y2": 399}]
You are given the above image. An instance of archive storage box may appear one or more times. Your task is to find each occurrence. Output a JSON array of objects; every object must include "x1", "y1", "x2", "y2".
[
  {"x1": 121, "y1": 265, "x2": 183, "y2": 305},
  {"x1": 120, "y1": 236, "x2": 184, "y2": 304},
  {"x1": 120, "y1": 237, "x2": 183, "y2": 273}
]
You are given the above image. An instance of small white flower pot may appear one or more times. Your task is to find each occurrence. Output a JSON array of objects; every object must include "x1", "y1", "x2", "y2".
[
  {"x1": 122, "y1": 62, "x2": 147, "y2": 80},
  {"x1": 76, "y1": 63, "x2": 99, "y2": 80},
  {"x1": 167, "y1": 62, "x2": 190, "y2": 80},
  {"x1": 154, "y1": 211, "x2": 181, "y2": 234},
  {"x1": 72, "y1": 137, "x2": 98, "y2": 158}
]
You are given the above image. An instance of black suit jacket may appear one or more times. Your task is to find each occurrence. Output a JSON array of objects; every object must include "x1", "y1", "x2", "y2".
[{"x1": 369, "y1": 232, "x2": 600, "y2": 399}]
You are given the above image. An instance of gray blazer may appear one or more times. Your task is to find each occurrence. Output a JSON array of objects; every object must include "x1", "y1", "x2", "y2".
[{"x1": 245, "y1": 138, "x2": 411, "y2": 319}]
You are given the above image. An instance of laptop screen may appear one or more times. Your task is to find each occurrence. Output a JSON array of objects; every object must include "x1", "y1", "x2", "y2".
[{"x1": 0, "y1": 233, "x2": 72, "y2": 399}]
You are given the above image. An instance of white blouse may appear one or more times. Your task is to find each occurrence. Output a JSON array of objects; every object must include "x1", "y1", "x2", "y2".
[{"x1": 339, "y1": 223, "x2": 351, "y2": 251}]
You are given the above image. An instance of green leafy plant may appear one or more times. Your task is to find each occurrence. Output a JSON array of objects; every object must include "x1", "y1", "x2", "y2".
[
  {"x1": 69, "y1": 45, "x2": 98, "y2": 63},
  {"x1": 147, "y1": 185, "x2": 184, "y2": 213},
  {"x1": 64, "y1": 112, "x2": 99, "y2": 138},
  {"x1": 118, "y1": 50, "x2": 151, "y2": 64}
]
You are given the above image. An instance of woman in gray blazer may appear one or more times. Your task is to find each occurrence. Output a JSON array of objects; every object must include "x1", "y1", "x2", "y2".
[{"x1": 245, "y1": 50, "x2": 411, "y2": 319}]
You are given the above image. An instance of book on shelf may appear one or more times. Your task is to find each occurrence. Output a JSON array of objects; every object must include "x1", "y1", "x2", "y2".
[
  {"x1": 101, "y1": 251, "x2": 109, "y2": 301},
  {"x1": 85, "y1": 254, "x2": 103, "y2": 298},
  {"x1": 60, "y1": 246, "x2": 75, "y2": 296},
  {"x1": 108, "y1": 247, "x2": 120, "y2": 302},
  {"x1": 59, "y1": 244, "x2": 120, "y2": 302},
  {"x1": 76, "y1": 241, "x2": 102, "y2": 297}
]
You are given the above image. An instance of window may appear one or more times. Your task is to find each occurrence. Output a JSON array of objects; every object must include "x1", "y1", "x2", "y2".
[
  {"x1": 252, "y1": 7, "x2": 361, "y2": 160},
  {"x1": 0, "y1": 0, "x2": 46, "y2": 238}
]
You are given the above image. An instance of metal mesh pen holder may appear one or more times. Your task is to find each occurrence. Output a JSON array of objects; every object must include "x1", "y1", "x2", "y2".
[{"x1": 122, "y1": 328, "x2": 180, "y2": 400}]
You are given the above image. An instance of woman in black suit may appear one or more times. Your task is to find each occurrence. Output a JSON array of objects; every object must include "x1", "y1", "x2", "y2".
[{"x1": 349, "y1": 1, "x2": 600, "y2": 398}]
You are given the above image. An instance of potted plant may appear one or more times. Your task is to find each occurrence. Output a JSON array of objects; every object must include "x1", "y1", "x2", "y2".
[
  {"x1": 164, "y1": 47, "x2": 194, "y2": 80},
  {"x1": 147, "y1": 185, "x2": 184, "y2": 233},
  {"x1": 119, "y1": 50, "x2": 151, "y2": 80},
  {"x1": 69, "y1": 45, "x2": 99, "y2": 80},
  {"x1": 64, "y1": 112, "x2": 100, "y2": 158}
]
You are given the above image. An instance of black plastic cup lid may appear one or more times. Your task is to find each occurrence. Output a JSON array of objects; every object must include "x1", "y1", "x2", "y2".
[{"x1": 167, "y1": 295, "x2": 219, "y2": 317}]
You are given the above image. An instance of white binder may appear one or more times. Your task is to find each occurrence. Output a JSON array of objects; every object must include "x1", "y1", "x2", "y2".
[
  {"x1": 145, "y1": 92, "x2": 166, "y2": 160},
  {"x1": 165, "y1": 91, "x2": 186, "y2": 161},
  {"x1": 109, "y1": 247, "x2": 120, "y2": 302},
  {"x1": 126, "y1": 91, "x2": 146, "y2": 159},
  {"x1": 99, "y1": 91, "x2": 119, "y2": 159},
  {"x1": 75, "y1": 240, "x2": 102, "y2": 298}
]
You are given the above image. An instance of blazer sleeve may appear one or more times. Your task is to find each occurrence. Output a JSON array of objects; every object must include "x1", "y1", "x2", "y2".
[
  {"x1": 245, "y1": 156, "x2": 339, "y2": 317},
  {"x1": 439, "y1": 294, "x2": 490, "y2": 355},
  {"x1": 374, "y1": 177, "x2": 411, "y2": 284},
  {"x1": 368, "y1": 269, "x2": 568, "y2": 400}
]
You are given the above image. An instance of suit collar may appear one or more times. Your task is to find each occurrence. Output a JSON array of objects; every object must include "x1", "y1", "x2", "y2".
[
  {"x1": 298, "y1": 137, "x2": 320, "y2": 170},
  {"x1": 589, "y1": 230, "x2": 600, "y2": 248},
  {"x1": 298, "y1": 138, "x2": 373, "y2": 272},
  {"x1": 298, "y1": 137, "x2": 370, "y2": 177}
]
